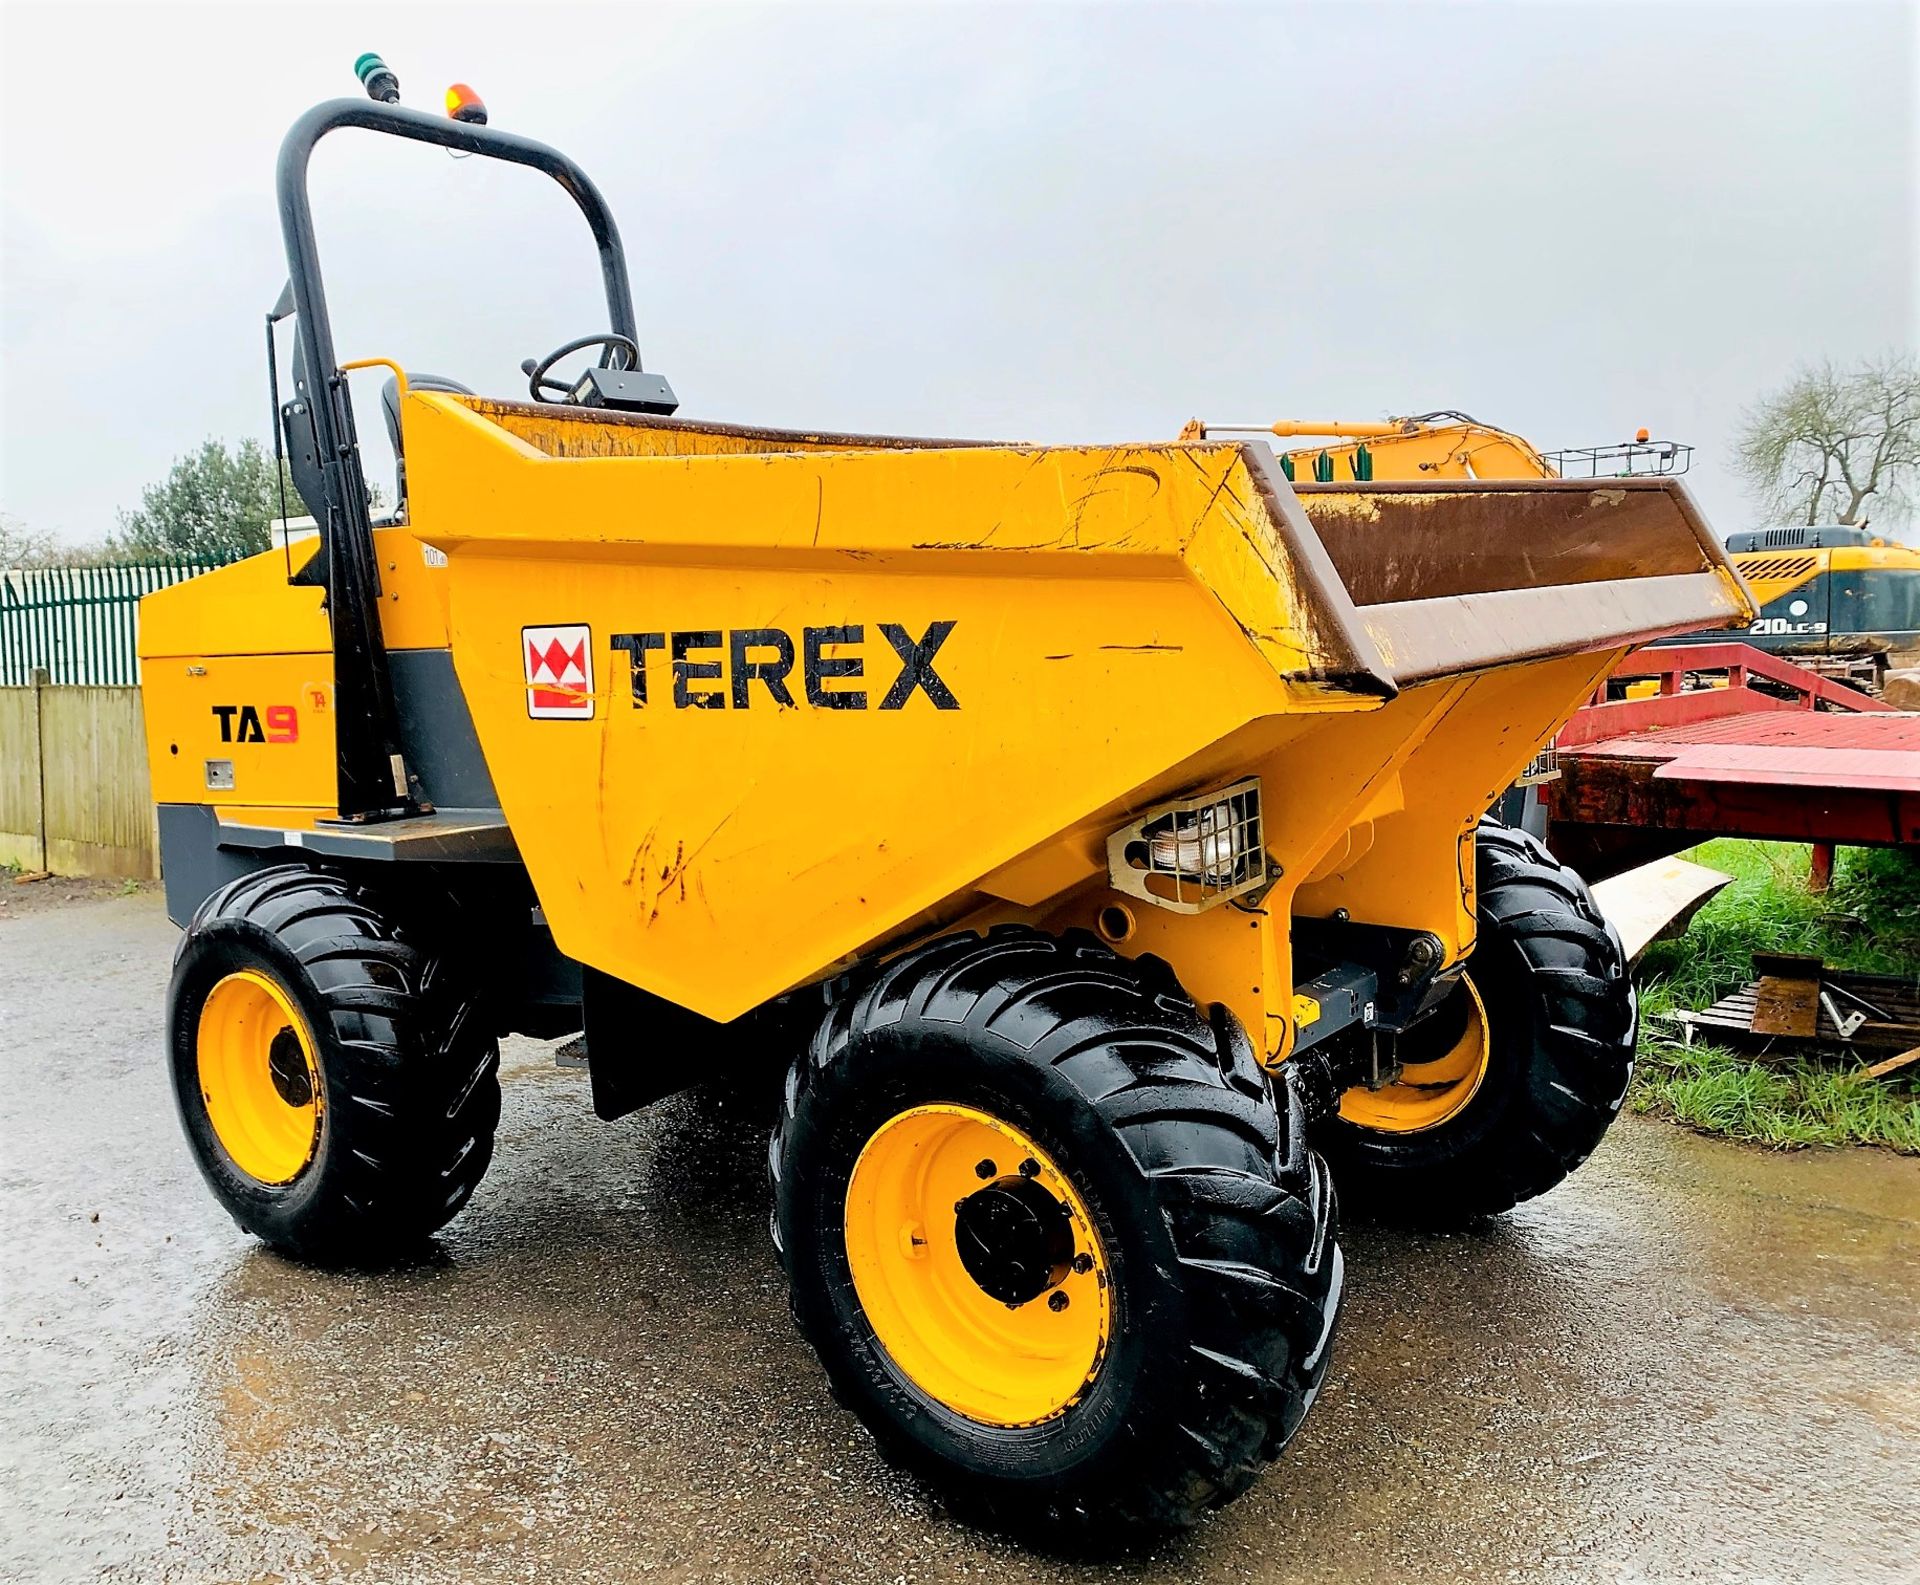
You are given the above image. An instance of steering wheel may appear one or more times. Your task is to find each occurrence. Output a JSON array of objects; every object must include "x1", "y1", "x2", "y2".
[{"x1": 520, "y1": 332, "x2": 642, "y2": 401}]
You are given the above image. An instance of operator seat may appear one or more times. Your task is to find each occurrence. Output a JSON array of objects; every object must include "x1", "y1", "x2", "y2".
[{"x1": 381, "y1": 372, "x2": 476, "y2": 510}]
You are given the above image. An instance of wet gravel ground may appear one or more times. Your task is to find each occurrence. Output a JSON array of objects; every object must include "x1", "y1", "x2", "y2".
[{"x1": 3, "y1": 891, "x2": 1917, "y2": 1584}]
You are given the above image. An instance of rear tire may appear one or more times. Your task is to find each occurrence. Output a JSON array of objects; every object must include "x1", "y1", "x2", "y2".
[
  {"x1": 770, "y1": 927, "x2": 1341, "y2": 1536},
  {"x1": 1313, "y1": 818, "x2": 1635, "y2": 1224},
  {"x1": 168, "y1": 864, "x2": 501, "y2": 1263}
]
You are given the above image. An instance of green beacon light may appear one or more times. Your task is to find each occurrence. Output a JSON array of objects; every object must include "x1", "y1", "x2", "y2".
[{"x1": 355, "y1": 52, "x2": 401, "y2": 104}]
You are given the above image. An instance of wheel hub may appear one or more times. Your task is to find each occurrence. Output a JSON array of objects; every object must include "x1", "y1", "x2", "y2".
[
  {"x1": 196, "y1": 969, "x2": 323, "y2": 1185},
  {"x1": 1337, "y1": 972, "x2": 1491, "y2": 1134},
  {"x1": 953, "y1": 1174, "x2": 1075, "y2": 1306},
  {"x1": 842, "y1": 1104, "x2": 1112, "y2": 1426},
  {"x1": 267, "y1": 1027, "x2": 314, "y2": 1107}
]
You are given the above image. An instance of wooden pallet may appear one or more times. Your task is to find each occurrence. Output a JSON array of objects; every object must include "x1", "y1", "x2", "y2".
[{"x1": 1663, "y1": 962, "x2": 1920, "y2": 1062}]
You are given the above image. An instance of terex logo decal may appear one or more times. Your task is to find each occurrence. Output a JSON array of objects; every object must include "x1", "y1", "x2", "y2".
[
  {"x1": 608, "y1": 622, "x2": 959, "y2": 711},
  {"x1": 524, "y1": 624, "x2": 595, "y2": 719},
  {"x1": 211, "y1": 704, "x2": 299, "y2": 743}
]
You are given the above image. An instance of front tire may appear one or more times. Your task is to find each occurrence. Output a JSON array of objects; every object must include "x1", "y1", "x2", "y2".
[
  {"x1": 168, "y1": 864, "x2": 501, "y2": 1263},
  {"x1": 1314, "y1": 818, "x2": 1635, "y2": 1224},
  {"x1": 770, "y1": 927, "x2": 1341, "y2": 1536}
]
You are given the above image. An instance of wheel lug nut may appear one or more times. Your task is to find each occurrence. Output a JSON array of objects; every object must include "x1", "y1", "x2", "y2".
[
  {"x1": 974, "y1": 1159, "x2": 996, "y2": 1179},
  {"x1": 1072, "y1": 1253, "x2": 1093, "y2": 1274},
  {"x1": 1017, "y1": 1157, "x2": 1040, "y2": 1178},
  {"x1": 1048, "y1": 1291, "x2": 1070, "y2": 1312}
]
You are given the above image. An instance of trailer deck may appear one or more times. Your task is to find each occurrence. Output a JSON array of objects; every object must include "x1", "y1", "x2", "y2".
[{"x1": 1546, "y1": 643, "x2": 1920, "y2": 880}]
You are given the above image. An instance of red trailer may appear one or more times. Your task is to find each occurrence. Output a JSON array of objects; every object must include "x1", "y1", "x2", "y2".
[{"x1": 1543, "y1": 643, "x2": 1920, "y2": 884}]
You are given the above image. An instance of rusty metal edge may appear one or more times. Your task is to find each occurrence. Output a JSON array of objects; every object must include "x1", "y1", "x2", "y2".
[
  {"x1": 1233, "y1": 443, "x2": 1398, "y2": 699},
  {"x1": 1364, "y1": 570, "x2": 1748, "y2": 686},
  {"x1": 461, "y1": 396, "x2": 994, "y2": 452},
  {"x1": 1294, "y1": 476, "x2": 1758, "y2": 609}
]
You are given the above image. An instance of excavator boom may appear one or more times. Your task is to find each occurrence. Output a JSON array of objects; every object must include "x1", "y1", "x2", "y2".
[{"x1": 1180, "y1": 413, "x2": 1556, "y2": 483}]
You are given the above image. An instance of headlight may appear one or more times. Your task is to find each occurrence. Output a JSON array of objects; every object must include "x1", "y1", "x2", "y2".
[
  {"x1": 1146, "y1": 802, "x2": 1243, "y2": 882},
  {"x1": 1106, "y1": 778, "x2": 1266, "y2": 913}
]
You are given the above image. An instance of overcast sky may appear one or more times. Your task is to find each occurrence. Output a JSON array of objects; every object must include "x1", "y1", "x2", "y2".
[{"x1": 2, "y1": 0, "x2": 1915, "y2": 545}]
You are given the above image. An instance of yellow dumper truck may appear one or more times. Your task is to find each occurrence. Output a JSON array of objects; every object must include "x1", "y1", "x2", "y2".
[{"x1": 142, "y1": 65, "x2": 1754, "y2": 1534}]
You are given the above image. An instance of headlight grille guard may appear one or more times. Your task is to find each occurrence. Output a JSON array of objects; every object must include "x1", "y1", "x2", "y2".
[{"x1": 1105, "y1": 778, "x2": 1267, "y2": 914}]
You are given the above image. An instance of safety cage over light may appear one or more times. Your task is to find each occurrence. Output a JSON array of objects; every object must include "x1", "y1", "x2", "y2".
[{"x1": 1106, "y1": 779, "x2": 1267, "y2": 914}]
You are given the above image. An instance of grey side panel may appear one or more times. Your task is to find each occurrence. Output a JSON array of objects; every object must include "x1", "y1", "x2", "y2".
[
  {"x1": 158, "y1": 804, "x2": 271, "y2": 927},
  {"x1": 390, "y1": 648, "x2": 496, "y2": 807}
]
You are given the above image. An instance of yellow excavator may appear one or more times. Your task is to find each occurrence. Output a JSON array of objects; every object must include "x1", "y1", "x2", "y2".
[
  {"x1": 1183, "y1": 412, "x2": 1920, "y2": 689},
  {"x1": 1179, "y1": 410, "x2": 1689, "y2": 484}
]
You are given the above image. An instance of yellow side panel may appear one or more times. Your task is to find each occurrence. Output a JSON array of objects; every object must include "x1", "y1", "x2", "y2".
[
  {"x1": 401, "y1": 395, "x2": 1383, "y2": 1022},
  {"x1": 140, "y1": 548, "x2": 329, "y2": 661},
  {"x1": 1292, "y1": 649, "x2": 1620, "y2": 951},
  {"x1": 143, "y1": 653, "x2": 339, "y2": 810},
  {"x1": 1826, "y1": 543, "x2": 1920, "y2": 575},
  {"x1": 139, "y1": 528, "x2": 456, "y2": 814},
  {"x1": 1728, "y1": 548, "x2": 1823, "y2": 605},
  {"x1": 440, "y1": 564, "x2": 1340, "y2": 1021},
  {"x1": 1725, "y1": 542, "x2": 1920, "y2": 604},
  {"x1": 138, "y1": 528, "x2": 454, "y2": 661}
]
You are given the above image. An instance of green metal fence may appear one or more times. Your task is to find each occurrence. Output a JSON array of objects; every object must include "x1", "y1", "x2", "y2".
[{"x1": 0, "y1": 560, "x2": 230, "y2": 686}]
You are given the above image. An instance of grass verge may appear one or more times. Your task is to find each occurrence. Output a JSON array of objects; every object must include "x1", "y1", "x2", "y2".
[{"x1": 1631, "y1": 841, "x2": 1920, "y2": 1153}]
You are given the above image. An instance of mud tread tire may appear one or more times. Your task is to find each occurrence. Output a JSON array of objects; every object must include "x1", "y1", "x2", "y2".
[
  {"x1": 167, "y1": 863, "x2": 500, "y2": 1263},
  {"x1": 1313, "y1": 818, "x2": 1635, "y2": 1224},
  {"x1": 769, "y1": 926, "x2": 1342, "y2": 1537}
]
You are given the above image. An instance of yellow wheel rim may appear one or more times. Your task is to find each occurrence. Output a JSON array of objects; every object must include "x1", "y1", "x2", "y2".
[
  {"x1": 1338, "y1": 974, "x2": 1491, "y2": 1134},
  {"x1": 844, "y1": 1104, "x2": 1111, "y2": 1427},
  {"x1": 197, "y1": 970, "x2": 323, "y2": 1185}
]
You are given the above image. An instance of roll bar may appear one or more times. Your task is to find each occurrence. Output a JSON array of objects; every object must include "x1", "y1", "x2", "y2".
[{"x1": 273, "y1": 96, "x2": 643, "y2": 820}]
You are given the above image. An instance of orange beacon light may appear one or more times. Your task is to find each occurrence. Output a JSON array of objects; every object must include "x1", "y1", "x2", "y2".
[{"x1": 446, "y1": 83, "x2": 488, "y2": 125}]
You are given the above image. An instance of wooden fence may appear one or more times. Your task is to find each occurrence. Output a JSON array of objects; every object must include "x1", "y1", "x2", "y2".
[{"x1": 0, "y1": 677, "x2": 157, "y2": 878}]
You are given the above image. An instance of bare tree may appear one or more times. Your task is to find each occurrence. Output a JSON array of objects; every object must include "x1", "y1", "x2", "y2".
[
  {"x1": 1, "y1": 513, "x2": 131, "y2": 569},
  {"x1": 1734, "y1": 353, "x2": 1919, "y2": 532},
  {"x1": 0, "y1": 513, "x2": 58, "y2": 570}
]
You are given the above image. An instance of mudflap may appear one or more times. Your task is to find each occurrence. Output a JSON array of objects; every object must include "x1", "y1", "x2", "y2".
[{"x1": 580, "y1": 967, "x2": 817, "y2": 1118}]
